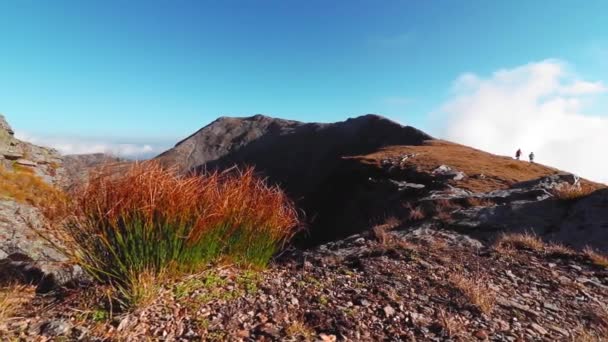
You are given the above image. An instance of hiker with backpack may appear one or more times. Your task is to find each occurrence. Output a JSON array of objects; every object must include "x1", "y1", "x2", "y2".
[
  {"x1": 529, "y1": 152, "x2": 535, "y2": 163},
  {"x1": 515, "y1": 149, "x2": 522, "y2": 160}
]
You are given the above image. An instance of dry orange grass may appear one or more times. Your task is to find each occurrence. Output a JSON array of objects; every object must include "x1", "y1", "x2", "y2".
[
  {"x1": 546, "y1": 243, "x2": 576, "y2": 257},
  {"x1": 466, "y1": 197, "x2": 495, "y2": 208},
  {"x1": 552, "y1": 184, "x2": 597, "y2": 201},
  {"x1": 494, "y1": 232, "x2": 545, "y2": 252},
  {"x1": 372, "y1": 225, "x2": 391, "y2": 245},
  {"x1": 583, "y1": 247, "x2": 608, "y2": 268},
  {"x1": 74, "y1": 162, "x2": 298, "y2": 246},
  {"x1": 449, "y1": 273, "x2": 496, "y2": 315},
  {"x1": 574, "y1": 326, "x2": 607, "y2": 342},
  {"x1": 579, "y1": 304, "x2": 608, "y2": 340},
  {"x1": 58, "y1": 161, "x2": 299, "y2": 303},
  {"x1": 406, "y1": 204, "x2": 425, "y2": 221},
  {"x1": 435, "y1": 210, "x2": 453, "y2": 224},
  {"x1": 0, "y1": 284, "x2": 35, "y2": 322},
  {"x1": 436, "y1": 309, "x2": 466, "y2": 338},
  {"x1": 435, "y1": 199, "x2": 458, "y2": 210},
  {"x1": 285, "y1": 320, "x2": 315, "y2": 341},
  {"x1": 371, "y1": 216, "x2": 401, "y2": 245},
  {"x1": 0, "y1": 165, "x2": 67, "y2": 220}
]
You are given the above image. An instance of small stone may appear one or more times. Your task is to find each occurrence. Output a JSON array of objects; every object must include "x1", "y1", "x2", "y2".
[
  {"x1": 15, "y1": 159, "x2": 36, "y2": 167},
  {"x1": 260, "y1": 323, "x2": 279, "y2": 336},
  {"x1": 474, "y1": 329, "x2": 489, "y2": 340},
  {"x1": 291, "y1": 297, "x2": 299, "y2": 305},
  {"x1": 548, "y1": 324, "x2": 570, "y2": 336},
  {"x1": 543, "y1": 302, "x2": 560, "y2": 311},
  {"x1": 41, "y1": 319, "x2": 72, "y2": 336},
  {"x1": 530, "y1": 323, "x2": 548, "y2": 335},
  {"x1": 256, "y1": 313, "x2": 268, "y2": 323},
  {"x1": 117, "y1": 317, "x2": 130, "y2": 331},
  {"x1": 383, "y1": 305, "x2": 396, "y2": 317},
  {"x1": 357, "y1": 298, "x2": 371, "y2": 307},
  {"x1": 318, "y1": 333, "x2": 337, "y2": 342},
  {"x1": 494, "y1": 319, "x2": 510, "y2": 331},
  {"x1": 237, "y1": 330, "x2": 250, "y2": 338}
]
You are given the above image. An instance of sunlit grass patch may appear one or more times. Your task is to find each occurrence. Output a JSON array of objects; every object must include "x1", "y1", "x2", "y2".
[
  {"x1": 552, "y1": 184, "x2": 596, "y2": 201},
  {"x1": 0, "y1": 165, "x2": 67, "y2": 220},
  {"x1": 448, "y1": 273, "x2": 496, "y2": 315},
  {"x1": 583, "y1": 246, "x2": 608, "y2": 268},
  {"x1": 56, "y1": 162, "x2": 298, "y2": 307},
  {"x1": 493, "y1": 232, "x2": 545, "y2": 253}
]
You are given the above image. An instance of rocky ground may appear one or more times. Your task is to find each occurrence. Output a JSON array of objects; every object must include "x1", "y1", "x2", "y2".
[{"x1": 2, "y1": 227, "x2": 607, "y2": 341}]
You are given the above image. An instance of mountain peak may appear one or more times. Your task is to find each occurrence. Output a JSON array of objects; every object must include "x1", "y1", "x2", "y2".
[{"x1": 156, "y1": 114, "x2": 432, "y2": 173}]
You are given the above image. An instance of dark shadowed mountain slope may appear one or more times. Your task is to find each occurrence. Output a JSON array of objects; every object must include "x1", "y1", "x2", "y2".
[{"x1": 156, "y1": 114, "x2": 433, "y2": 198}]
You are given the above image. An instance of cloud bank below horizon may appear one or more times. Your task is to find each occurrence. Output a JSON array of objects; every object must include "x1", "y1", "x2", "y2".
[
  {"x1": 14, "y1": 132, "x2": 168, "y2": 159},
  {"x1": 439, "y1": 59, "x2": 608, "y2": 184}
]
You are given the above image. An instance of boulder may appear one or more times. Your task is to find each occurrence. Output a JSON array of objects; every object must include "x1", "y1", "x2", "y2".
[
  {"x1": 0, "y1": 200, "x2": 80, "y2": 292},
  {"x1": 2, "y1": 150, "x2": 23, "y2": 160},
  {"x1": 0, "y1": 115, "x2": 67, "y2": 187},
  {"x1": 448, "y1": 174, "x2": 608, "y2": 251},
  {"x1": 548, "y1": 188, "x2": 608, "y2": 250},
  {"x1": 512, "y1": 173, "x2": 580, "y2": 191},
  {"x1": 432, "y1": 165, "x2": 467, "y2": 181},
  {"x1": 15, "y1": 159, "x2": 37, "y2": 167}
]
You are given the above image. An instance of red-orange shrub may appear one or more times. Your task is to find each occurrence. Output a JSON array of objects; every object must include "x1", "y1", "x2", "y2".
[{"x1": 60, "y1": 162, "x2": 298, "y2": 294}]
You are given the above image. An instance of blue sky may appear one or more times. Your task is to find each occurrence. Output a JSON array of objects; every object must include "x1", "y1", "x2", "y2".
[{"x1": 1, "y1": 1, "x2": 608, "y2": 180}]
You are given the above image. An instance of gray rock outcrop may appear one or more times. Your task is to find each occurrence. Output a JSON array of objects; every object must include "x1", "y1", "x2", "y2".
[
  {"x1": 0, "y1": 115, "x2": 79, "y2": 291},
  {"x1": 0, "y1": 114, "x2": 66, "y2": 186}
]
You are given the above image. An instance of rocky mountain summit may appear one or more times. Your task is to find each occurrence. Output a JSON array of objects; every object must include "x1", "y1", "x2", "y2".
[{"x1": 156, "y1": 114, "x2": 432, "y2": 198}]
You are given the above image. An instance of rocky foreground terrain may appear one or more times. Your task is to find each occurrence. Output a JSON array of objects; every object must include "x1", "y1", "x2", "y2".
[
  {"x1": 2, "y1": 227, "x2": 607, "y2": 341},
  {"x1": 1, "y1": 114, "x2": 607, "y2": 341}
]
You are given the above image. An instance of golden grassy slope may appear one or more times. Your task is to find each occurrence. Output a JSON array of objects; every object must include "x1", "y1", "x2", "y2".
[{"x1": 354, "y1": 140, "x2": 605, "y2": 193}]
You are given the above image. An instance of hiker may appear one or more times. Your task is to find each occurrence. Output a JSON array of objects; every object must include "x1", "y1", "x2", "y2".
[
  {"x1": 529, "y1": 152, "x2": 535, "y2": 163},
  {"x1": 515, "y1": 149, "x2": 522, "y2": 160}
]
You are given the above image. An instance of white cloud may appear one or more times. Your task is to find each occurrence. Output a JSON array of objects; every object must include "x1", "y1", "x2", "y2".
[
  {"x1": 560, "y1": 80, "x2": 607, "y2": 95},
  {"x1": 14, "y1": 132, "x2": 165, "y2": 159},
  {"x1": 438, "y1": 59, "x2": 608, "y2": 184}
]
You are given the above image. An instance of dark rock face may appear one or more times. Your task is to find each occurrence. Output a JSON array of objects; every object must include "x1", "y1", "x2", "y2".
[
  {"x1": 549, "y1": 188, "x2": 608, "y2": 250},
  {"x1": 438, "y1": 174, "x2": 607, "y2": 250},
  {"x1": 156, "y1": 114, "x2": 433, "y2": 243},
  {"x1": 157, "y1": 114, "x2": 432, "y2": 198}
]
